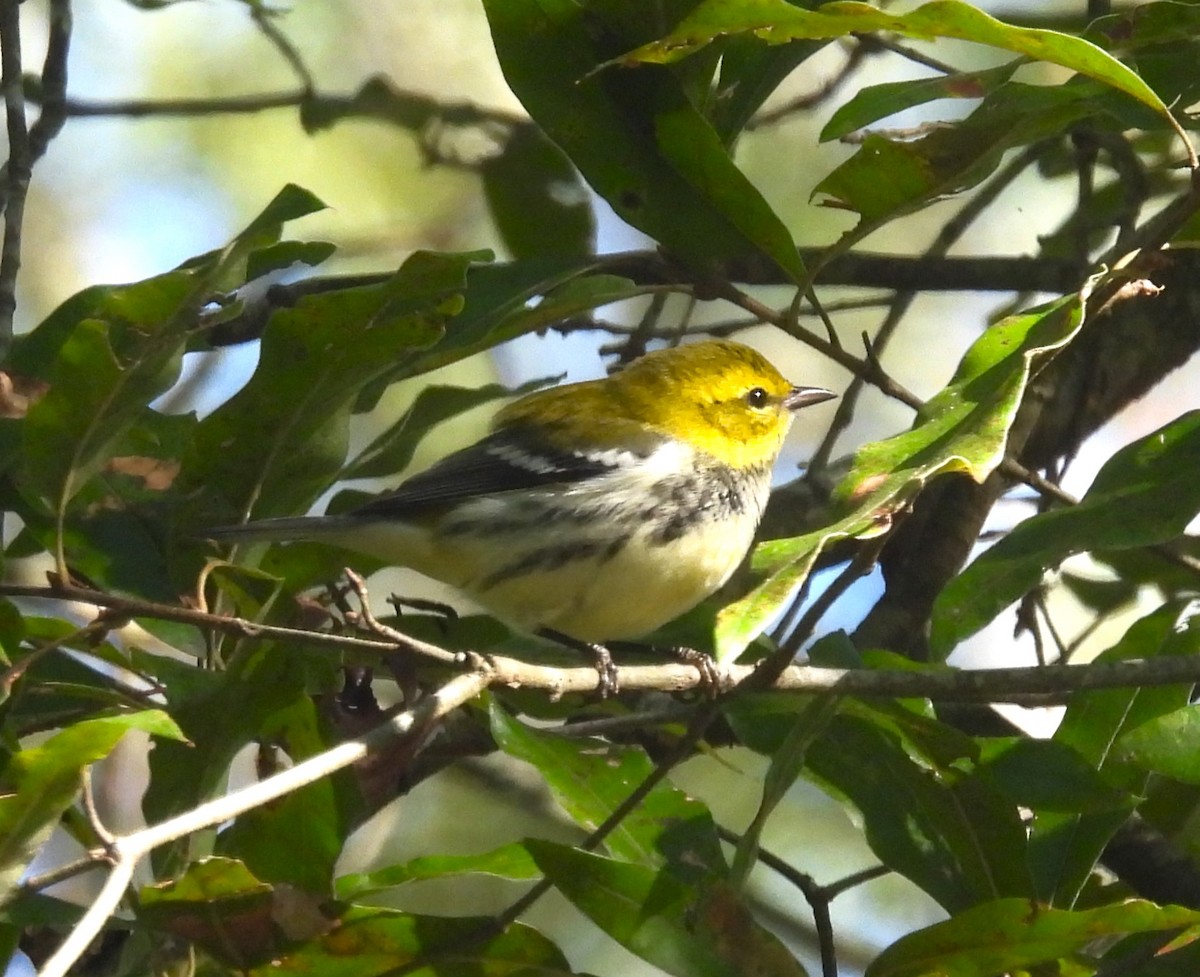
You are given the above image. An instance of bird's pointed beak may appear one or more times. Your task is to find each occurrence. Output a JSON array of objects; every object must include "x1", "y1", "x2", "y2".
[{"x1": 784, "y1": 386, "x2": 837, "y2": 411}]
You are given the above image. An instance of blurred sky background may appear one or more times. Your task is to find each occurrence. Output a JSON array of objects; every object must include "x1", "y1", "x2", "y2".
[{"x1": 9, "y1": 2, "x2": 1197, "y2": 974}]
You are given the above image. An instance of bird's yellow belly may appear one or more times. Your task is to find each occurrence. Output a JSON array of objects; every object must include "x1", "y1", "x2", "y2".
[{"x1": 463, "y1": 514, "x2": 758, "y2": 641}]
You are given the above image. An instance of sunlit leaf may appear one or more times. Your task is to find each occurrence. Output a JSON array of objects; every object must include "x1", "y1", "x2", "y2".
[{"x1": 0, "y1": 710, "x2": 185, "y2": 891}]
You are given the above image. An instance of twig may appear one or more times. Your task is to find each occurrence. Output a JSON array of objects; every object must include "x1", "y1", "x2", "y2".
[
  {"x1": 0, "y1": 580, "x2": 464, "y2": 666},
  {"x1": 714, "y1": 283, "x2": 924, "y2": 411},
  {"x1": 36, "y1": 669, "x2": 491, "y2": 977},
  {"x1": 28, "y1": 0, "x2": 70, "y2": 164},
  {"x1": 246, "y1": 0, "x2": 313, "y2": 94},
  {"x1": 717, "y1": 825, "x2": 842, "y2": 977},
  {"x1": 0, "y1": 0, "x2": 30, "y2": 349}
]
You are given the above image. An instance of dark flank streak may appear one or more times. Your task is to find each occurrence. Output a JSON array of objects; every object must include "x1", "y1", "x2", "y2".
[{"x1": 479, "y1": 536, "x2": 630, "y2": 591}]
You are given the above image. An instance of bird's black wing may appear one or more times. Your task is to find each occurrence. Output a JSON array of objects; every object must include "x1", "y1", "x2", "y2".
[{"x1": 350, "y1": 424, "x2": 650, "y2": 520}]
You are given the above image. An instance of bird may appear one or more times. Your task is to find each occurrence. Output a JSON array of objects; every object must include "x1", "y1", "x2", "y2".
[{"x1": 207, "y1": 339, "x2": 835, "y2": 692}]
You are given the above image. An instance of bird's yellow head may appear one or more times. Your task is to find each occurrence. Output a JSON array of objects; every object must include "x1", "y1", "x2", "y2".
[
  {"x1": 500, "y1": 340, "x2": 834, "y2": 471},
  {"x1": 611, "y1": 340, "x2": 833, "y2": 469}
]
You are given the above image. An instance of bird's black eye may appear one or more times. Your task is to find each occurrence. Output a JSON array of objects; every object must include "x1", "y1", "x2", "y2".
[{"x1": 745, "y1": 387, "x2": 770, "y2": 409}]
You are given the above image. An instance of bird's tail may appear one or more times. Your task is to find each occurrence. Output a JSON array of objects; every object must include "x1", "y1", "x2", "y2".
[{"x1": 203, "y1": 515, "x2": 359, "y2": 544}]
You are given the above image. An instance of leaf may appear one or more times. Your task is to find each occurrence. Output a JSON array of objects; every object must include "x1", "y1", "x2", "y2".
[
  {"x1": 489, "y1": 701, "x2": 725, "y2": 877},
  {"x1": 867, "y1": 898, "x2": 1200, "y2": 977},
  {"x1": 433, "y1": 260, "x2": 663, "y2": 377},
  {"x1": 180, "y1": 250, "x2": 473, "y2": 527},
  {"x1": 245, "y1": 905, "x2": 574, "y2": 977},
  {"x1": 717, "y1": 290, "x2": 1084, "y2": 660},
  {"x1": 730, "y1": 694, "x2": 840, "y2": 886},
  {"x1": 216, "y1": 696, "x2": 353, "y2": 894},
  {"x1": 481, "y1": 125, "x2": 596, "y2": 259},
  {"x1": 801, "y1": 713, "x2": 1029, "y2": 913},
  {"x1": 20, "y1": 280, "x2": 194, "y2": 510},
  {"x1": 931, "y1": 411, "x2": 1200, "y2": 656},
  {"x1": 139, "y1": 644, "x2": 326, "y2": 833},
  {"x1": 342, "y1": 379, "x2": 550, "y2": 482},
  {"x1": 11, "y1": 184, "x2": 329, "y2": 555},
  {"x1": 1119, "y1": 705, "x2": 1200, "y2": 785},
  {"x1": 482, "y1": 0, "x2": 806, "y2": 282},
  {"x1": 0, "y1": 710, "x2": 185, "y2": 891},
  {"x1": 527, "y1": 841, "x2": 807, "y2": 977},
  {"x1": 820, "y1": 61, "x2": 1022, "y2": 141},
  {"x1": 333, "y1": 843, "x2": 540, "y2": 900},
  {"x1": 976, "y1": 738, "x2": 1128, "y2": 813},
  {"x1": 622, "y1": 0, "x2": 1173, "y2": 121},
  {"x1": 708, "y1": 34, "x2": 828, "y2": 143},
  {"x1": 138, "y1": 856, "x2": 332, "y2": 969},
  {"x1": 1027, "y1": 602, "x2": 1198, "y2": 906},
  {"x1": 814, "y1": 81, "x2": 1102, "y2": 240}
]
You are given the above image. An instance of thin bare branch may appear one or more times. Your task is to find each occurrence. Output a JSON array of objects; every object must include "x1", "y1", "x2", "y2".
[{"x1": 0, "y1": 0, "x2": 30, "y2": 349}]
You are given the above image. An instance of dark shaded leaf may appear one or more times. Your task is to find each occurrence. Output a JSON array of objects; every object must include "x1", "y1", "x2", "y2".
[
  {"x1": 490, "y1": 701, "x2": 725, "y2": 878},
  {"x1": 246, "y1": 905, "x2": 574, "y2": 977},
  {"x1": 932, "y1": 412, "x2": 1200, "y2": 655},
  {"x1": 482, "y1": 125, "x2": 596, "y2": 259},
  {"x1": 527, "y1": 840, "x2": 807, "y2": 977},
  {"x1": 482, "y1": 0, "x2": 805, "y2": 282},
  {"x1": 1028, "y1": 602, "x2": 1197, "y2": 906}
]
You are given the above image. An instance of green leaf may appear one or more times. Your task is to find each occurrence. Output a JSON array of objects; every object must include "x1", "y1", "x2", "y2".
[
  {"x1": 976, "y1": 738, "x2": 1128, "y2": 813},
  {"x1": 180, "y1": 250, "x2": 473, "y2": 527},
  {"x1": 622, "y1": 0, "x2": 1173, "y2": 121},
  {"x1": 1119, "y1": 705, "x2": 1200, "y2": 785},
  {"x1": 18, "y1": 408, "x2": 198, "y2": 599},
  {"x1": 867, "y1": 898, "x2": 1200, "y2": 977},
  {"x1": 138, "y1": 856, "x2": 328, "y2": 969},
  {"x1": 20, "y1": 279, "x2": 194, "y2": 510},
  {"x1": 717, "y1": 291, "x2": 1084, "y2": 660},
  {"x1": 527, "y1": 840, "x2": 807, "y2": 977},
  {"x1": 139, "y1": 644, "x2": 324, "y2": 831},
  {"x1": 815, "y1": 81, "x2": 1101, "y2": 242},
  {"x1": 0, "y1": 710, "x2": 185, "y2": 891},
  {"x1": 481, "y1": 125, "x2": 596, "y2": 259},
  {"x1": 1027, "y1": 602, "x2": 1197, "y2": 906},
  {"x1": 10, "y1": 184, "x2": 330, "y2": 559},
  {"x1": 802, "y1": 713, "x2": 1030, "y2": 913},
  {"x1": 730, "y1": 694, "x2": 840, "y2": 886},
  {"x1": 820, "y1": 61, "x2": 1022, "y2": 141},
  {"x1": 342, "y1": 379, "x2": 549, "y2": 482},
  {"x1": 709, "y1": 32, "x2": 828, "y2": 143},
  {"x1": 439, "y1": 260, "x2": 663, "y2": 373},
  {"x1": 482, "y1": 0, "x2": 806, "y2": 282},
  {"x1": 245, "y1": 240, "x2": 336, "y2": 282},
  {"x1": 246, "y1": 905, "x2": 573, "y2": 977},
  {"x1": 489, "y1": 701, "x2": 725, "y2": 877},
  {"x1": 333, "y1": 843, "x2": 540, "y2": 900},
  {"x1": 932, "y1": 411, "x2": 1200, "y2": 656},
  {"x1": 216, "y1": 696, "x2": 353, "y2": 894}
]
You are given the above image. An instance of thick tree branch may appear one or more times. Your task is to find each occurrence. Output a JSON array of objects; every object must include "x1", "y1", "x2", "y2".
[{"x1": 7, "y1": 582, "x2": 1200, "y2": 702}]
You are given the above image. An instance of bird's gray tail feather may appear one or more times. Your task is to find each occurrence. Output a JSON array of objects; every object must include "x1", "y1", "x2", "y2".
[{"x1": 203, "y1": 515, "x2": 359, "y2": 544}]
